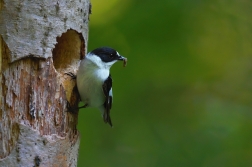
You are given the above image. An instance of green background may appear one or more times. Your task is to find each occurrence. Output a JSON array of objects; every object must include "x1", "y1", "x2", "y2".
[{"x1": 77, "y1": 0, "x2": 252, "y2": 166}]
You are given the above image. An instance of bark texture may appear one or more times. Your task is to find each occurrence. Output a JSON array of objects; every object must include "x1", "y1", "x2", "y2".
[{"x1": 0, "y1": 0, "x2": 90, "y2": 166}]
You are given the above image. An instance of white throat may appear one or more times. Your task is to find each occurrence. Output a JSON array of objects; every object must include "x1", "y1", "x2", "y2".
[{"x1": 86, "y1": 53, "x2": 116, "y2": 69}]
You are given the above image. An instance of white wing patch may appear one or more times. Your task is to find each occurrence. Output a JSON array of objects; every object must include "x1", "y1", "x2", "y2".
[{"x1": 109, "y1": 88, "x2": 113, "y2": 97}]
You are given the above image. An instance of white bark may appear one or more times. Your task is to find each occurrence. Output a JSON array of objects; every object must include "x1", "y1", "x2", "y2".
[{"x1": 0, "y1": 0, "x2": 90, "y2": 166}]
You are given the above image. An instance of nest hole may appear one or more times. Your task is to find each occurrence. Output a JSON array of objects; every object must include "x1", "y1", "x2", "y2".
[{"x1": 52, "y1": 29, "x2": 85, "y2": 73}]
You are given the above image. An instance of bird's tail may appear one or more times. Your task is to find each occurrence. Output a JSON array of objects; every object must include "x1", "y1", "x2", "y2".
[{"x1": 103, "y1": 112, "x2": 113, "y2": 127}]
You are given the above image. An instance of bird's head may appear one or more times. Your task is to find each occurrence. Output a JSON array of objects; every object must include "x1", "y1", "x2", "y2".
[{"x1": 86, "y1": 47, "x2": 126, "y2": 69}]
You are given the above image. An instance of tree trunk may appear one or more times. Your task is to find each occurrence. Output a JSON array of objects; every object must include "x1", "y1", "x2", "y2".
[{"x1": 0, "y1": 0, "x2": 90, "y2": 166}]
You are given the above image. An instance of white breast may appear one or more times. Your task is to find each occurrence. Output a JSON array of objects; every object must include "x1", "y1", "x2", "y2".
[{"x1": 76, "y1": 57, "x2": 110, "y2": 108}]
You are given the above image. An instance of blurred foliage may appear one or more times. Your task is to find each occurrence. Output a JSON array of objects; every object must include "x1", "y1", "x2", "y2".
[{"x1": 77, "y1": 0, "x2": 252, "y2": 166}]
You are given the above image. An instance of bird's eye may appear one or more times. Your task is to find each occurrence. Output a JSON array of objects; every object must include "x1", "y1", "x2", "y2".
[{"x1": 110, "y1": 54, "x2": 114, "y2": 58}]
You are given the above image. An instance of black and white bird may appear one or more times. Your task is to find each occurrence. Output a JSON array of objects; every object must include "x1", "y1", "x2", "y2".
[{"x1": 76, "y1": 47, "x2": 127, "y2": 127}]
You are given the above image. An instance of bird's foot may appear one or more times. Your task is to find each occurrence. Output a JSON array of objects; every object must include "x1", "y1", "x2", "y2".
[
  {"x1": 64, "y1": 72, "x2": 76, "y2": 80},
  {"x1": 79, "y1": 103, "x2": 88, "y2": 109},
  {"x1": 66, "y1": 101, "x2": 88, "y2": 114}
]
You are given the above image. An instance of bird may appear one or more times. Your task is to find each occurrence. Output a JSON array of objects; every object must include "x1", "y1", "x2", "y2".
[{"x1": 76, "y1": 47, "x2": 127, "y2": 127}]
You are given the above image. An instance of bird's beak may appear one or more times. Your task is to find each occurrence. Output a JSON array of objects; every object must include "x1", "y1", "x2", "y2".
[{"x1": 117, "y1": 55, "x2": 126, "y2": 61}]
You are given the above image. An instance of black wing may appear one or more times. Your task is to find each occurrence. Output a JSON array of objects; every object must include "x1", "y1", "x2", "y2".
[{"x1": 102, "y1": 74, "x2": 113, "y2": 127}]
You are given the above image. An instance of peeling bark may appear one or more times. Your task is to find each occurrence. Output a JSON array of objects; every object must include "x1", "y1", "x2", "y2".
[{"x1": 0, "y1": 0, "x2": 90, "y2": 166}]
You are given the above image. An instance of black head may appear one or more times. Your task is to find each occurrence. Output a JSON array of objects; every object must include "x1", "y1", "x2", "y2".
[{"x1": 90, "y1": 47, "x2": 124, "y2": 63}]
